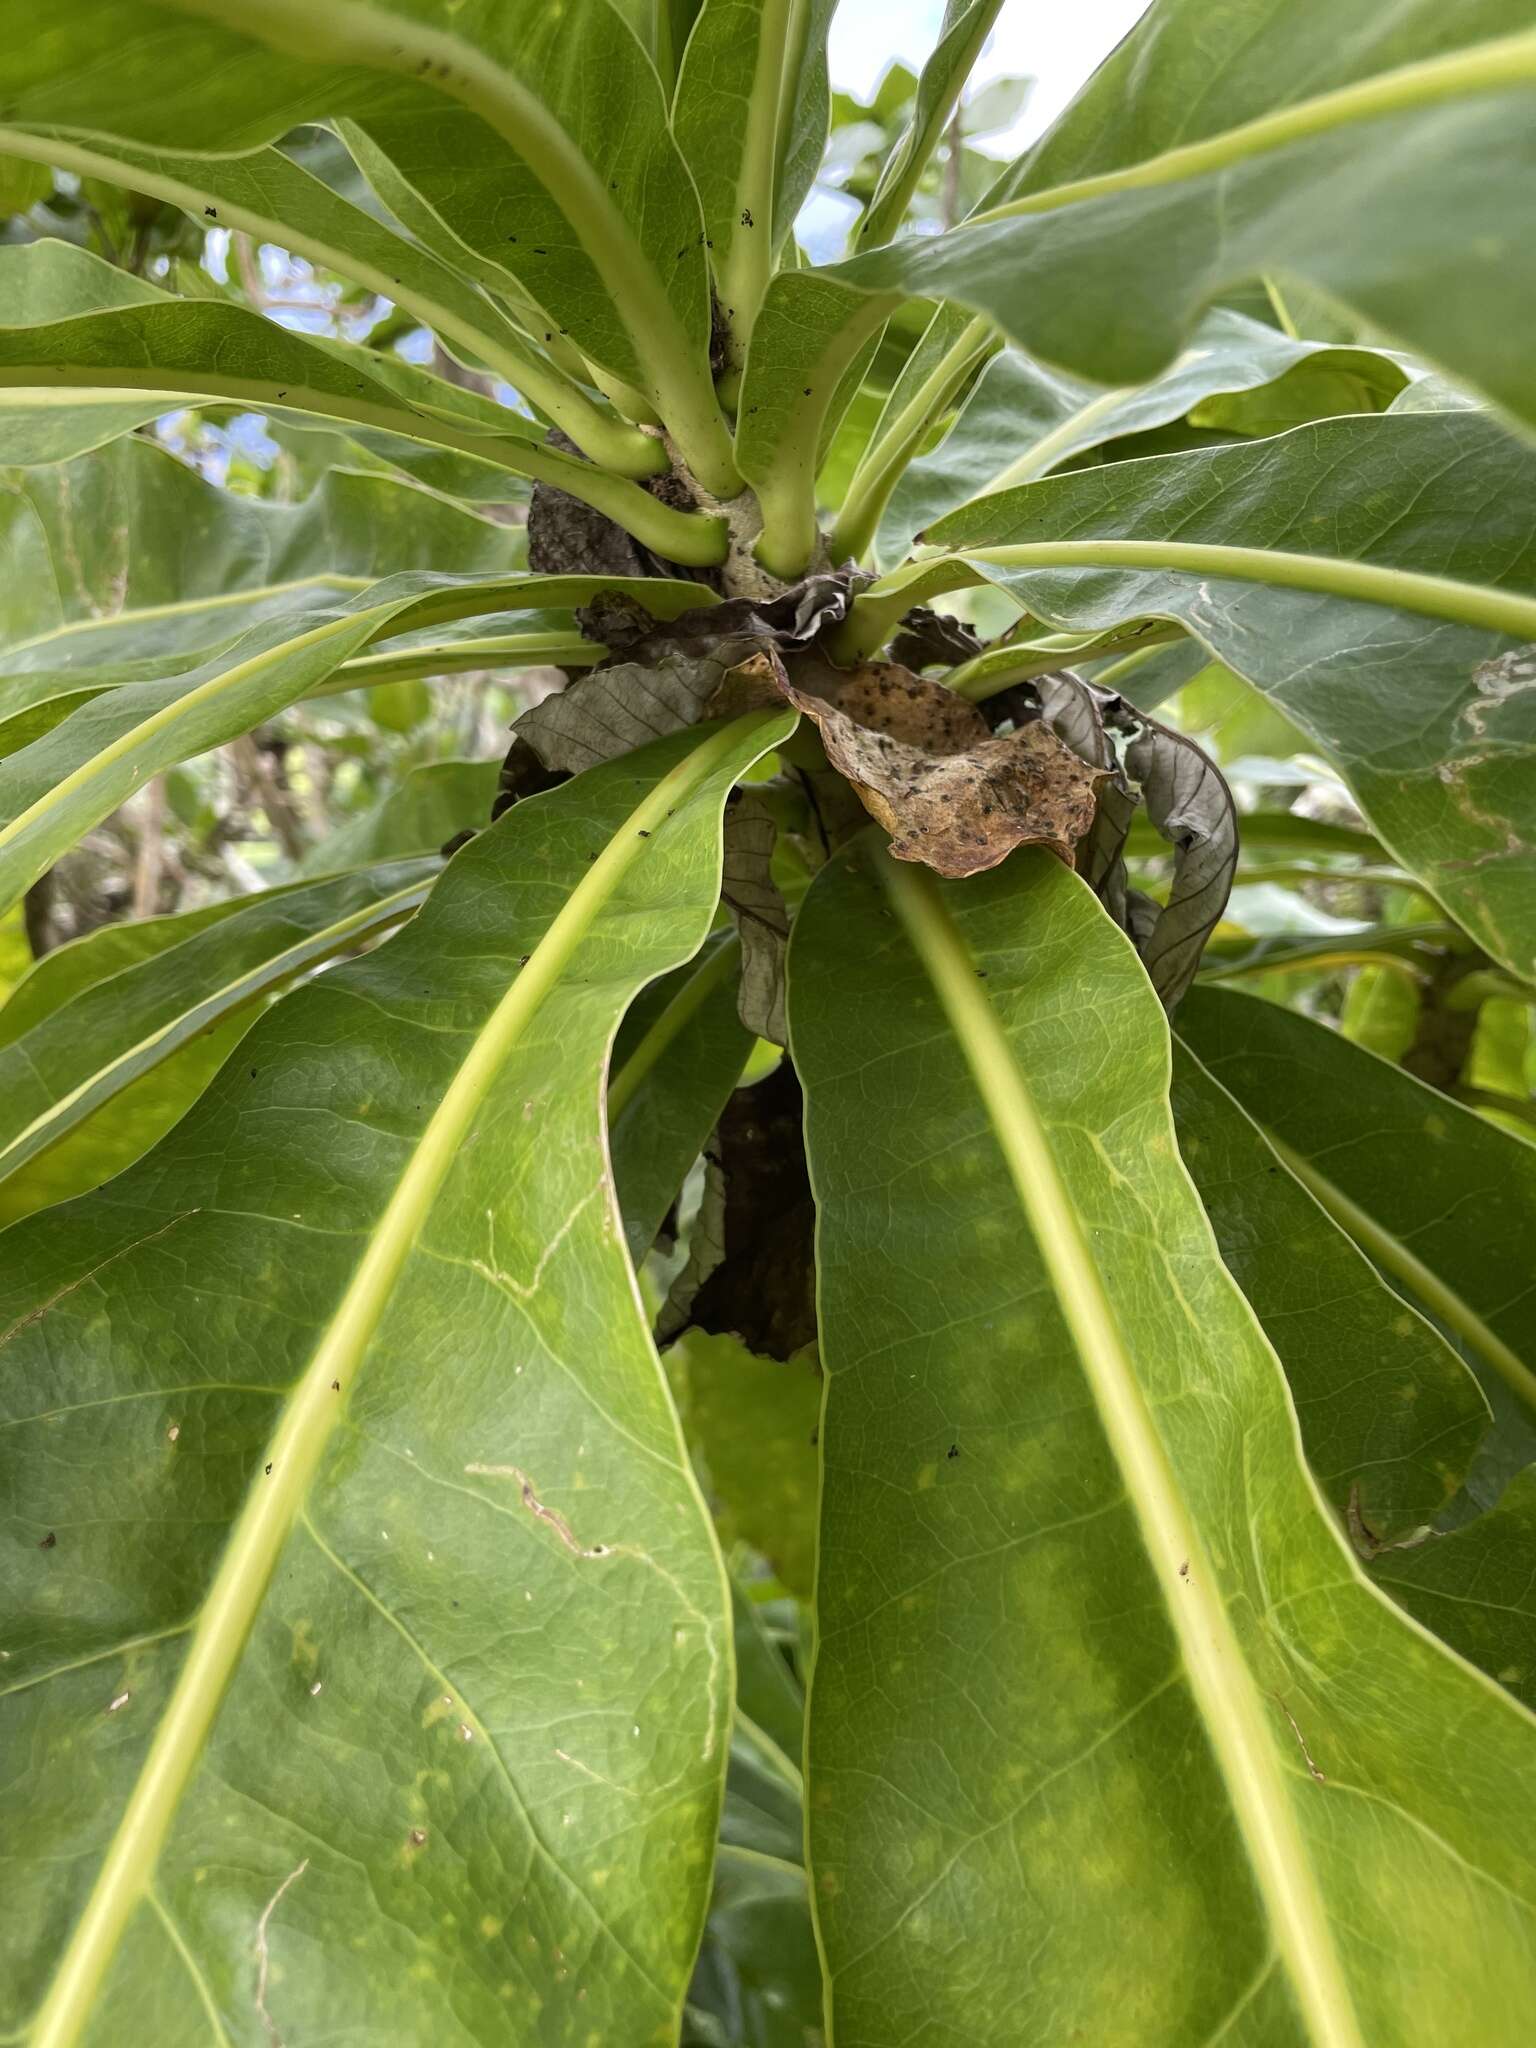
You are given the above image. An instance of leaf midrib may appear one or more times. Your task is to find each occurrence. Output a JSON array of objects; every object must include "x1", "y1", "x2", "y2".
[
  {"x1": 27, "y1": 711, "x2": 779, "y2": 2048},
  {"x1": 1267, "y1": 1134, "x2": 1536, "y2": 1416},
  {"x1": 973, "y1": 29, "x2": 1536, "y2": 225},
  {"x1": 839, "y1": 537, "x2": 1536, "y2": 662},
  {"x1": 878, "y1": 856, "x2": 1364, "y2": 2048}
]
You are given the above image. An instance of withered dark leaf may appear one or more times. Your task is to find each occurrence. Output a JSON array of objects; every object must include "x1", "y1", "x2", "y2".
[
  {"x1": 722, "y1": 789, "x2": 790, "y2": 1046},
  {"x1": 739, "y1": 655, "x2": 1102, "y2": 879},
  {"x1": 656, "y1": 1062, "x2": 816, "y2": 1362},
  {"x1": 1123, "y1": 718, "x2": 1238, "y2": 1008}
]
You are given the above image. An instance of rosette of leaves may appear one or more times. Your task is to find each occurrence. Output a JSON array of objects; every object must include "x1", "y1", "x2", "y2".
[{"x1": 1, "y1": 6, "x2": 1535, "y2": 2046}]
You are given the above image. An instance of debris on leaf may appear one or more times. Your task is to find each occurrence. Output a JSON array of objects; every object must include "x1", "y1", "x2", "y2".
[{"x1": 656, "y1": 1063, "x2": 816, "y2": 1361}]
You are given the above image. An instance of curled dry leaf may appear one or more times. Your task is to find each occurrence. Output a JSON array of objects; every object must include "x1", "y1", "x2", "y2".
[
  {"x1": 1123, "y1": 719, "x2": 1239, "y2": 1009},
  {"x1": 732, "y1": 654, "x2": 1102, "y2": 880},
  {"x1": 498, "y1": 571, "x2": 857, "y2": 803}
]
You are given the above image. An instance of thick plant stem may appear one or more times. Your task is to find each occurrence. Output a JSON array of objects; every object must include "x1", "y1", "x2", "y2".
[
  {"x1": 749, "y1": 297, "x2": 896, "y2": 579},
  {"x1": 718, "y1": 0, "x2": 793, "y2": 368},
  {"x1": 176, "y1": 0, "x2": 743, "y2": 498},
  {"x1": 828, "y1": 312, "x2": 996, "y2": 563}
]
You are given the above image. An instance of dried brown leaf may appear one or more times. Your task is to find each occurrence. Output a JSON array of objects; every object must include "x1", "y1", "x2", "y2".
[{"x1": 737, "y1": 655, "x2": 1102, "y2": 880}]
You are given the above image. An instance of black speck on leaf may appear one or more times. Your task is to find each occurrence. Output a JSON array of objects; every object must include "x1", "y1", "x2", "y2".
[
  {"x1": 947, "y1": 1444, "x2": 960, "y2": 1460},
  {"x1": 532, "y1": 247, "x2": 546, "y2": 256},
  {"x1": 638, "y1": 828, "x2": 651, "y2": 837},
  {"x1": 740, "y1": 208, "x2": 754, "y2": 228},
  {"x1": 518, "y1": 953, "x2": 530, "y2": 966},
  {"x1": 39, "y1": 1531, "x2": 56, "y2": 1550},
  {"x1": 265, "y1": 1463, "x2": 273, "y2": 1476},
  {"x1": 204, "y1": 206, "x2": 217, "y2": 218},
  {"x1": 803, "y1": 387, "x2": 812, "y2": 396},
  {"x1": 331, "y1": 1380, "x2": 341, "y2": 1392}
]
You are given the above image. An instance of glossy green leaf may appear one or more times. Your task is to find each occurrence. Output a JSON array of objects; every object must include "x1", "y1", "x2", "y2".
[
  {"x1": 821, "y1": 8, "x2": 1536, "y2": 435},
  {"x1": 771, "y1": 0, "x2": 838, "y2": 250},
  {"x1": 0, "y1": 858, "x2": 434, "y2": 1223},
  {"x1": 0, "y1": 710, "x2": 791, "y2": 2045},
  {"x1": 914, "y1": 412, "x2": 1536, "y2": 979},
  {"x1": 875, "y1": 311, "x2": 1411, "y2": 569},
  {"x1": 673, "y1": 0, "x2": 798, "y2": 370},
  {"x1": 0, "y1": 567, "x2": 714, "y2": 918},
  {"x1": 0, "y1": 0, "x2": 738, "y2": 491},
  {"x1": 0, "y1": 433, "x2": 527, "y2": 750},
  {"x1": 297, "y1": 760, "x2": 499, "y2": 876},
  {"x1": 1178, "y1": 985, "x2": 1536, "y2": 1432},
  {"x1": 791, "y1": 837, "x2": 1536, "y2": 2047},
  {"x1": 1168, "y1": 1042, "x2": 1488, "y2": 1537}
]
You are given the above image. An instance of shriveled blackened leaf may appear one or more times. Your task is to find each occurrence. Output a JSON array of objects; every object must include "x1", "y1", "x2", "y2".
[
  {"x1": 888, "y1": 605, "x2": 983, "y2": 672},
  {"x1": 1034, "y1": 671, "x2": 1136, "y2": 921},
  {"x1": 722, "y1": 789, "x2": 790, "y2": 1046},
  {"x1": 657, "y1": 1062, "x2": 816, "y2": 1361},
  {"x1": 504, "y1": 571, "x2": 858, "y2": 789},
  {"x1": 741, "y1": 654, "x2": 1102, "y2": 880},
  {"x1": 512, "y1": 649, "x2": 740, "y2": 775},
  {"x1": 1124, "y1": 717, "x2": 1239, "y2": 1007}
]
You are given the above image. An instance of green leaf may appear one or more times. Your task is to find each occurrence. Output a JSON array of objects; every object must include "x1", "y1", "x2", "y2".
[
  {"x1": 0, "y1": 124, "x2": 664, "y2": 478},
  {"x1": 0, "y1": 150, "x2": 51, "y2": 214},
  {"x1": 1168, "y1": 1042, "x2": 1488, "y2": 1537},
  {"x1": 0, "y1": 858, "x2": 434, "y2": 1225},
  {"x1": 771, "y1": 0, "x2": 838, "y2": 250},
  {"x1": 0, "y1": 0, "x2": 738, "y2": 491},
  {"x1": 791, "y1": 837, "x2": 1536, "y2": 2046},
  {"x1": 0, "y1": 567, "x2": 714, "y2": 918},
  {"x1": 1177, "y1": 985, "x2": 1536, "y2": 1434},
  {"x1": 0, "y1": 433, "x2": 528, "y2": 752},
  {"x1": 609, "y1": 933, "x2": 753, "y2": 1263},
  {"x1": 821, "y1": 11, "x2": 1536, "y2": 436},
  {"x1": 875, "y1": 310, "x2": 1411, "y2": 569},
  {"x1": 853, "y1": 1, "x2": 1006, "y2": 251},
  {"x1": 916, "y1": 412, "x2": 1536, "y2": 979},
  {"x1": 297, "y1": 759, "x2": 500, "y2": 875},
  {"x1": 1370, "y1": 1469, "x2": 1536, "y2": 1712},
  {"x1": 0, "y1": 711, "x2": 791, "y2": 2043},
  {"x1": 686, "y1": 1848, "x2": 820, "y2": 2048},
  {"x1": 0, "y1": 243, "x2": 724, "y2": 557},
  {"x1": 673, "y1": 0, "x2": 800, "y2": 368},
  {"x1": 673, "y1": 1333, "x2": 821, "y2": 1599}
]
